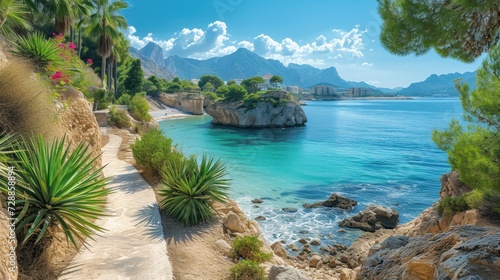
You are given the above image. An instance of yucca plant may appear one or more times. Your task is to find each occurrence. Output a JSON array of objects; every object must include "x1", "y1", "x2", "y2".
[
  {"x1": 11, "y1": 32, "x2": 62, "y2": 68},
  {"x1": 13, "y1": 135, "x2": 110, "y2": 247},
  {"x1": 160, "y1": 155, "x2": 230, "y2": 226}
]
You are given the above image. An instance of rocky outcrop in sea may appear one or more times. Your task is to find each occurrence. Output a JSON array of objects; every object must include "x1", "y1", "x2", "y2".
[{"x1": 206, "y1": 91, "x2": 307, "y2": 128}]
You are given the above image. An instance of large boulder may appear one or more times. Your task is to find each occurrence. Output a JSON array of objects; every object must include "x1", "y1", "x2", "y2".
[
  {"x1": 267, "y1": 265, "x2": 310, "y2": 280},
  {"x1": 339, "y1": 205, "x2": 399, "y2": 232},
  {"x1": 303, "y1": 194, "x2": 357, "y2": 210},
  {"x1": 358, "y1": 226, "x2": 500, "y2": 280},
  {"x1": 206, "y1": 90, "x2": 307, "y2": 128},
  {"x1": 439, "y1": 171, "x2": 471, "y2": 199},
  {"x1": 223, "y1": 211, "x2": 245, "y2": 233}
]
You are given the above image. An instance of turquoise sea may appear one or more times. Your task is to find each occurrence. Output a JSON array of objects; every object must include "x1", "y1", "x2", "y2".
[{"x1": 159, "y1": 98, "x2": 463, "y2": 247}]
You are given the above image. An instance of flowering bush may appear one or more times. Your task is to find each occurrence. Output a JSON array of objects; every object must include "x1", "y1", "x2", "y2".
[{"x1": 45, "y1": 33, "x2": 96, "y2": 95}]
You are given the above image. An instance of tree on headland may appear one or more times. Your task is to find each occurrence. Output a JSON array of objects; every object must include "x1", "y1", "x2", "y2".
[
  {"x1": 224, "y1": 84, "x2": 247, "y2": 102},
  {"x1": 198, "y1": 74, "x2": 223, "y2": 91},
  {"x1": 270, "y1": 75, "x2": 283, "y2": 89},
  {"x1": 379, "y1": 0, "x2": 500, "y2": 213},
  {"x1": 241, "y1": 76, "x2": 265, "y2": 93},
  {"x1": 378, "y1": 0, "x2": 500, "y2": 62}
]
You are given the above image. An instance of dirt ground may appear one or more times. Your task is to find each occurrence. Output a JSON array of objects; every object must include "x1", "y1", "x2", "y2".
[{"x1": 112, "y1": 128, "x2": 234, "y2": 280}]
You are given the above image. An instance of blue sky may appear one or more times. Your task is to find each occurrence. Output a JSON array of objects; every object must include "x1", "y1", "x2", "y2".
[{"x1": 122, "y1": 0, "x2": 483, "y2": 88}]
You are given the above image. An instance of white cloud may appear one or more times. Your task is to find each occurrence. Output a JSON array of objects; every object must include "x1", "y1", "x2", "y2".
[
  {"x1": 126, "y1": 22, "x2": 372, "y2": 68},
  {"x1": 254, "y1": 34, "x2": 283, "y2": 55},
  {"x1": 238, "y1": 40, "x2": 254, "y2": 51}
]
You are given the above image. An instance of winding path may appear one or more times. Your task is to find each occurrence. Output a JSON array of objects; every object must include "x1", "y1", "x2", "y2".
[{"x1": 59, "y1": 133, "x2": 173, "y2": 280}]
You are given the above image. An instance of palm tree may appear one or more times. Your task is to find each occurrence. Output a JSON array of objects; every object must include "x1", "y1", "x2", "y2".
[
  {"x1": 24, "y1": 0, "x2": 93, "y2": 35},
  {"x1": 0, "y1": 0, "x2": 32, "y2": 37},
  {"x1": 85, "y1": 0, "x2": 127, "y2": 110}
]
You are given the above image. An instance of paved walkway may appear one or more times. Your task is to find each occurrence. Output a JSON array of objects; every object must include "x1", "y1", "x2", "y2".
[{"x1": 59, "y1": 133, "x2": 173, "y2": 280}]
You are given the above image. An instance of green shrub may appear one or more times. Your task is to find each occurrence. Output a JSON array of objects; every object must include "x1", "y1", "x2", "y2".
[
  {"x1": 131, "y1": 129, "x2": 182, "y2": 175},
  {"x1": 243, "y1": 93, "x2": 260, "y2": 108},
  {"x1": 437, "y1": 195, "x2": 471, "y2": 216},
  {"x1": 159, "y1": 155, "x2": 230, "y2": 226},
  {"x1": 229, "y1": 260, "x2": 266, "y2": 280},
  {"x1": 202, "y1": 91, "x2": 218, "y2": 101},
  {"x1": 11, "y1": 32, "x2": 62, "y2": 68},
  {"x1": 109, "y1": 106, "x2": 131, "y2": 128},
  {"x1": 232, "y1": 235, "x2": 272, "y2": 263},
  {"x1": 116, "y1": 93, "x2": 132, "y2": 105},
  {"x1": 11, "y1": 135, "x2": 109, "y2": 247},
  {"x1": 129, "y1": 95, "x2": 152, "y2": 122}
]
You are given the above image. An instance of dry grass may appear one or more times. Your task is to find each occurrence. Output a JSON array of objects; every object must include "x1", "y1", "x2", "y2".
[{"x1": 0, "y1": 61, "x2": 60, "y2": 137}]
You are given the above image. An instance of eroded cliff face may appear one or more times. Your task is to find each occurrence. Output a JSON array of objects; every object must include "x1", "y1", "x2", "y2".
[
  {"x1": 159, "y1": 93, "x2": 204, "y2": 115},
  {"x1": 58, "y1": 87, "x2": 102, "y2": 170},
  {"x1": 352, "y1": 172, "x2": 500, "y2": 280},
  {"x1": 206, "y1": 91, "x2": 307, "y2": 128},
  {"x1": 358, "y1": 226, "x2": 500, "y2": 280}
]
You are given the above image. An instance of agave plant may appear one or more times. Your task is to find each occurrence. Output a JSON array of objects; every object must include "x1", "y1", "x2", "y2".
[
  {"x1": 160, "y1": 155, "x2": 230, "y2": 226},
  {"x1": 13, "y1": 135, "x2": 109, "y2": 247},
  {"x1": 11, "y1": 32, "x2": 62, "y2": 68}
]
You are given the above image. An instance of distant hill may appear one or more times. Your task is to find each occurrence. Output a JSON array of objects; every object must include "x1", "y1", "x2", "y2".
[
  {"x1": 129, "y1": 42, "x2": 475, "y2": 94},
  {"x1": 129, "y1": 45, "x2": 174, "y2": 80},
  {"x1": 131, "y1": 43, "x2": 384, "y2": 89},
  {"x1": 398, "y1": 72, "x2": 477, "y2": 96}
]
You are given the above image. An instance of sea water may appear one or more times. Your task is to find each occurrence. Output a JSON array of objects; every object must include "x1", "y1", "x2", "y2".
[{"x1": 159, "y1": 98, "x2": 463, "y2": 247}]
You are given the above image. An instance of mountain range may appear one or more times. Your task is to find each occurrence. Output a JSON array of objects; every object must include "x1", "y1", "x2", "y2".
[{"x1": 130, "y1": 42, "x2": 477, "y2": 95}]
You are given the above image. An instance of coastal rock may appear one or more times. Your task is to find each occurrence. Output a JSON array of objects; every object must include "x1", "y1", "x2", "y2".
[
  {"x1": 439, "y1": 171, "x2": 471, "y2": 198},
  {"x1": 271, "y1": 242, "x2": 288, "y2": 258},
  {"x1": 358, "y1": 226, "x2": 500, "y2": 280},
  {"x1": 206, "y1": 90, "x2": 307, "y2": 128},
  {"x1": 268, "y1": 265, "x2": 310, "y2": 280},
  {"x1": 282, "y1": 207, "x2": 299, "y2": 213},
  {"x1": 303, "y1": 193, "x2": 357, "y2": 210},
  {"x1": 252, "y1": 198, "x2": 264, "y2": 204},
  {"x1": 255, "y1": 215, "x2": 266, "y2": 221},
  {"x1": 309, "y1": 255, "x2": 322, "y2": 268},
  {"x1": 309, "y1": 238, "x2": 321, "y2": 246},
  {"x1": 223, "y1": 211, "x2": 245, "y2": 233},
  {"x1": 215, "y1": 239, "x2": 232, "y2": 257},
  {"x1": 339, "y1": 268, "x2": 356, "y2": 280},
  {"x1": 159, "y1": 93, "x2": 204, "y2": 115},
  {"x1": 339, "y1": 205, "x2": 399, "y2": 232}
]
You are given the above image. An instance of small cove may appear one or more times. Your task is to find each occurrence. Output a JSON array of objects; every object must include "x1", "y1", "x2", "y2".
[{"x1": 159, "y1": 98, "x2": 462, "y2": 247}]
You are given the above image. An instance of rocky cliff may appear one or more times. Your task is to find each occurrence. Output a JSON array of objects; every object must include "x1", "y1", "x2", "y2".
[
  {"x1": 159, "y1": 93, "x2": 204, "y2": 115},
  {"x1": 206, "y1": 91, "x2": 307, "y2": 128},
  {"x1": 351, "y1": 172, "x2": 500, "y2": 280}
]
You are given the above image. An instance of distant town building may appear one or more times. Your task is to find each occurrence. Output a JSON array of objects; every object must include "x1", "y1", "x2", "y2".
[
  {"x1": 286, "y1": 86, "x2": 299, "y2": 94},
  {"x1": 230, "y1": 79, "x2": 243, "y2": 85},
  {"x1": 349, "y1": 87, "x2": 368, "y2": 97},
  {"x1": 312, "y1": 85, "x2": 336, "y2": 95}
]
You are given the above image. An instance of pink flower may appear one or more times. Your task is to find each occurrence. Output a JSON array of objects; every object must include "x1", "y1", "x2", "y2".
[
  {"x1": 68, "y1": 42, "x2": 76, "y2": 49},
  {"x1": 51, "y1": 71, "x2": 62, "y2": 80},
  {"x1": 86, "y1": 58, "x2": 93, "y2": 65},
  {"x1": 58, "y1": 43, "x2": 66, "y2": 48}
]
